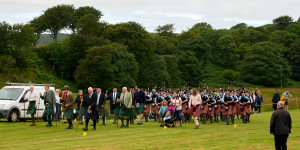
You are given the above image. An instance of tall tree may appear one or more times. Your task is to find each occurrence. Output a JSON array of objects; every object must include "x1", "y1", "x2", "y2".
[
  {"x1": 155, "y1": 24, "x2": 176, "y2": 37},
  {"x1": 287, "y1": 38, "x2": 300, "y2": 80},
  {"x1": 273, "y1": 15, "x2": 294, "y2": 30}
]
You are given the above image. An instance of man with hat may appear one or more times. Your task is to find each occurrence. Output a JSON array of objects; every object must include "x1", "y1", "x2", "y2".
[
  {"x1": 200, "y1": 89, "x2": 209, "y2": 124},
  {"x1": 106, "y1": 86, "x2": 120, "y2": 124},
  {"x1": 83, "y1": 87, "x2": 98, "y2": 131},
  {"x1": 95, "y1": 86, "x2": 107, "y2": 126},
  {"x1": 221, "y1": 89, "x2": 234, "y2": 125},
  {"x1": 40, "y1": 84, "x2": 56, "y2": 127},
  {"x1": 75, "y1": 90, "x2": 85, "y2": 124},
  {"x1": 144, "y1": 90, "x2": 152, "y2": 122},
  {"x1": 63, "y1": 87, "x2": 75, "y2": 129},
  {"x1": 118, "y1": 87, "x2": 132, "y2": 128},
  {"x1": 24, "y1": 85, "x2": 40, "y2": 126},
  {"x1": 239, "y1": 91, "x2": 249, "y2": 123}
]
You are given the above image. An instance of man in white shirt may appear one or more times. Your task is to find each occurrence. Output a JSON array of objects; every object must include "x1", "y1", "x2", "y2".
[
  {"x1": 24, "y1": 85, "x2": 40, "y2": 126},
  {"x1": 107, "y1": 86, "x2": 120, "y2": 124}
]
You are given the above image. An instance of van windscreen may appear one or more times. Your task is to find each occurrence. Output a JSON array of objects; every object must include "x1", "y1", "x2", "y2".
[{"x1": 0, "y1": 88, "x2": 24, "y2": 100}]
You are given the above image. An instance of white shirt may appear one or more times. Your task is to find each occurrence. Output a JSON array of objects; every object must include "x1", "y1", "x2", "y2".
[
  {"x1": 171, "y1": 97, "x2": 182, "y2": 110},
  {"x1": 97, "y1": 92, "x2": 101, "y2": 105},
  {"x1": 24, "y1": 91, "x2": 40, "y2": 103},
  {"x1": 55, "y1": 93, "x2": 60, "y2": 103}
]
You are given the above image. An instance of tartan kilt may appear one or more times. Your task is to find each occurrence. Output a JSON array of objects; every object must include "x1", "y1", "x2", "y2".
[
  {"x1": 151, "y1": 104, "x2": 158, "y2": 114},
  {"x1": 240, "y1": 105, "x2": 248, "y2": 114},
  {"x1": 214, "y1": 103, "x2": 221, "y2": 114},
  {"x1": 232, "y1": 105, "x2": 237, "y2": 114},
  {"x1": 220, "y1": 104, "x2": 225, "y2": 114},
  {"x1": 207, "y1": 106, "x2": 214, "y2": 115},
  {"x1": 247, "y1": 105, "x2": 252, "y2": 114},
  {"x1": 135, "y1": 103, "x2": 145, "y2": 113},
  {"x1": 86, "y1": 109, "x2": 98, "y2": 120},
  {"x1": 26, "y1": 101, "x2": 36, "y2": 114},
  {"x1": 182, "y1": 103, "x2": 191, "y2": 114},
  {"x1": 119, "y1": 107, "x2": 132, "y2": 117},
  {"x1": 98, "y1": 107, "x2": 108, "y2": 117},
  {"x1": 144, "y1": 103, "x2": 151, "y2": 113},
  {"x1": 77, "y1": 107, "x2": 86, "y2": 116},
  {"x1": 110, "y1": 107, "x2": 118, "y2": 115},
  {"x1": 65, "y1": 109, "x2": 74, "y2": 118},
  {"x1": 200, "y1": 104, "x2": 208, "y2": 114},
  {"x1": 236, "y1": 103, "x2": 241, "y2": 114},
  {"x1": 223, "y1": 105, "x2": 233, "y2": 116},
  {"x1": 45, "y1": 104, "x2": 54, "y2": 116},
  {"x1": 191, "y1": 105, "x2": 201, "y2": 117}
]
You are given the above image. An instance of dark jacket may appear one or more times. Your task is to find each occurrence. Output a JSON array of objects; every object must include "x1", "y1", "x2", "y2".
[
  {"x1": 106, "y1": 92, "x2": 121, "y2": 108},
  {"x1": 133, "y1": 90, "x2": 146, "y2": 105},
  {"x1": 270, "y1": 108, "x2": 292, "y2": 135},
  {"x1": 255, "y1": 95, "x2": 263, "y2": 104},
  {"x1": 83, "y1": 93, "x2": 97, "y2": 111},
  {"x1": 75, "y1": 95, "x2": 84, "y2": 109},
  {"x1": 95, "y1": 92, "x2": 106, "y2": 106},
  {"x1": 272, "y1": 93, "x2": 280, "y2": 104}
]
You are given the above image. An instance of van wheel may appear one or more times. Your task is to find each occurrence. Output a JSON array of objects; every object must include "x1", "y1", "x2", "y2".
[{"x1": 8, "y1": 110, "x2": 19, "y2": 122}]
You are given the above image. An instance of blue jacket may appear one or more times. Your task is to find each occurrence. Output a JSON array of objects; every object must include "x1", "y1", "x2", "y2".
[{"x1": 133, "y1": 90, "x2": 146, "y2": 105}]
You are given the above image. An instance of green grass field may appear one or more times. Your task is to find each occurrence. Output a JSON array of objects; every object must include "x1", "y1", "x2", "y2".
[{"x1": 0, "y1": 109, "x2": 299, "y2": 150}]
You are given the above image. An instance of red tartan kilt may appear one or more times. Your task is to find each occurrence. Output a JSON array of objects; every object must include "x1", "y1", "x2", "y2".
[
  {"x1": 223, "y1": 105, "x2": 233, "y2": 116},
  {"x1": 200, "y1": 104, "x2": 208, "y2": 114},
  {"x1": 220, "y1": 104, "x2": 225, "y2": 114},
  {"x1": 248, "y1": 105, "x2": 252, "y2": 113},
  {"x1": 182, "y1": 104, "x2": 191, "y2": 113},
  {"x1": 144, "y1": 104, "x2": 151, "y2": 113},
  {"x1": 214, "y1": 103, "x2": 221, "y2": 113},
  {"x1": 240, "y1": 105, "x2": 248, "y2": 114},
  {"x1": 151, "y1": 104, "x2": 158, "y2": 113},
  {"x1": 236, "y1": 103, "x2": 241, "y2": 114},
  {"x1": 232, "y1": 105, "x2": 237, "y2": 114},
  {"x1": 207, "y1": 107, "x2": 214, "y2": 115},
  {"x1": 191, "y1": 105, "x2": 201, "y2": 117}
]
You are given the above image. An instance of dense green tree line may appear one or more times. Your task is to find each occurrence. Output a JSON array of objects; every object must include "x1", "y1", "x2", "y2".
[{"x1": 0, "y1": 4, "x2": 299, "y2": 89}]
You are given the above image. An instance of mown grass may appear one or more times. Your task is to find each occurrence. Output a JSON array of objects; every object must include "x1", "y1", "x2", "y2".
[{"x1": 0, "y1": 109, "x2": 299, "y2": 150}]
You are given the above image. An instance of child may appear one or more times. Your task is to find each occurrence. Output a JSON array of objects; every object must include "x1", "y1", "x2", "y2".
[
  {"x1": 163, "y1": 110, "x2": 173, "y2": 127},
  {"x1": 159, "y1": 100, "x2": 168, "y2": 122}
]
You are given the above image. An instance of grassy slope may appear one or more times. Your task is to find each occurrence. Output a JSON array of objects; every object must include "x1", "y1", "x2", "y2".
[{"x1": 0, "y1": 110, "x2": 299, "y2": 150}]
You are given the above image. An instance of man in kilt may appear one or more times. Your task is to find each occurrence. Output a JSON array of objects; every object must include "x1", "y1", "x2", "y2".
[
  {"x1": 221, "y1": 89, "x2": 234, "y2": 125},
  {"x1": 213, "y1": 91, "x2": 221, "y2": 123},
  {"x1": 150, "y1": 88, "x2": 158, "y2": 121},
  {"x1": 180, "y1": 90, "x2": 190, "y2": 123},
  {"x1": 239, "y1": 91, "x2": 249, "y2": 123},
  {"x1": 133, "y1": 85, "x2": 146, "y2": 125},
  {"x1": 75, "y1": 90, "x2": 85, "y2": 124},
  {"x1": 144, "y1": 90, "x2": 152, "y2": 122},
  {"x1": 245, "y1": 91, "x2": 253, "y2": 122},
  {"x1": 200, "y1": 89, "x2": 209, "y2": 124},
  {"x1": 118, "y1": 87, "x2": 132, "y2": 128},
  {"x1": 83, "y1": 87, "x2": 98, "y2": 131},
  {"x1": 188, "y1": 88, "x2": 202, "y2": 129},
  {"x1": 40, "y1": 84, "x2": 56, "y2": 127},
  {"x1": 95, "y1": 86, "x2": 107, "y2": 126},
  {"x1": 207, "y1": 94, "x2": 216, "y2": 123},
  {"x1": 24, "y1": 85, "x2": 40, "y2": 126},
  {"x1": 63, "y1": 87, "x2": 75, "y2": 129},
  {"x1": 229, "y1": 90, "x2": 238, "y2": 124},
  {"x1": 107, "y1": 86, "x2": 120, "y2": 124},
  {"x1": 129, "y1": 85, "x2": 136, "y2": 124},
  {"x1": 156, "y1": 92, "x2": 164, "y2": 123}
]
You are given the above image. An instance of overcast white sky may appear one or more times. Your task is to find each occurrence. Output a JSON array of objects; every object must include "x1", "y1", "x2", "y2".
[{"x1": 0, "y1": 0, "x2": 299, "y2": 32}]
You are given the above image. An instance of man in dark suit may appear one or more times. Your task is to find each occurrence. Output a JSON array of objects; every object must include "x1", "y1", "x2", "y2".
[
  {"x1": 83, "y1": 87, "x2": 97, "y2": 131},
  {"x1": 133, "y1": 85, "x2": 146, "y2": 125},
  {"x1": 272, "y1": 90, "x2": 280, "y2": 111},
  {"x1": 270, "y1": 101, "x2": 292, "y2": 150},
  {"x1": 95, "y1": 86, "x2": 107, "y2": 126},
  {"x1": 106, "y1": 86, "x2": 120, "y2": 124}
]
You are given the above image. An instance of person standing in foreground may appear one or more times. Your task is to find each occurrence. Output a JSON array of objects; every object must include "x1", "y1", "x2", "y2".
[
  {"x1": 107, "y1": 86, "x2": 120, "y2": 124},
  {"x1": 24, "y1": 85, "x2": 40, "y2": 126},
  {"x1": 272, "y1": 90, "x2": 280, "y2": 111},
  {"x1": 189, "y1": 88, "x2": 202, "y2": 129},
  {"x1": 118, "y1": 87, "x2": 132, "y2": 128},
  {"x1": 63, "y1": 87, "x2": 75, "y2": 129},
  {"x1": 270, "y1": 101, "x2": 292, "y2": 150},
  {"x1": 133, "y1": 85, "x2": 146, "y2": 125},
  {"x1": 40, "y1": 84, "x2": 56, "y2": 127},
  {"x1": 83, "y1": 87, "x2": 98, "y2": 131},
  {"x1": 95, "y1": 86, "x2": 107, "y2": 126}
]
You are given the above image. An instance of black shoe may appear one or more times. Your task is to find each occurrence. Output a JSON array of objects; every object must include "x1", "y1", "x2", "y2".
[
  {"x1": 91, "y1": 124, "x2": 94, "y2": 126},
  {"x1": 124, "y1": 125, "x2": 129, "y2": 128},
  {"x1": 91, "y1": 128, "x2": 96, "y2": 131},
  {"x1": 101, "y1": 123, "x2": 105, "y2": 126},
  {"x1": 66, "y1": 126, "x2": 70, "y2": 129},
  {"x1": 46, "y1": 124, "x2": 51, "y2": 127},
  {"x1": 120, "y1": 124, "x2": 124, "y2": 128},
  {"x1": 83, "y1": 127, "x2": 88, "y2": 131},
  {"x1": 69, "y1": 125, "x2": 73, "y2": 129}
]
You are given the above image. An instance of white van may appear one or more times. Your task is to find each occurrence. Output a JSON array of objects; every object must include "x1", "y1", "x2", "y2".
[{"x1": 0, "y1": 82, "x2": 55, "y2": 122}]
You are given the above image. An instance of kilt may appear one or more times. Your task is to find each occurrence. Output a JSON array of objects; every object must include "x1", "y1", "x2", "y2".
[
  {"x1": 110, "y1": 107, "x2": 118, "y2": 115},
  {"x1": 98, "y1": 107, "x2": 108, "y2": 117},
  {"x1": 191, "y1": 105, "x2": 201, "y2": 117},
  {"x1": 220, "y1": 104, "x2": 225, "y2": 114},
  {"x1": 236, "y1": 103, "x2": 241, "y2": 114},
  {"x1": 45, "y1": 104, "x2": 54, "y2": 116},
  {"x1": 26, "y1": 101, "x2": 36, "y2": 114},
  {"x1": 65, "y1": 109, "x2": 74, "y2": 118},
  {"x1": 135, "y1": 103, "x2": 145, "y2": 113},
  {"x1": 119, "y1": 107, "x2": 132, "y2": 117},
  {"x1": 232, "y1": 105, "x2": 237, "y2": 114},
  {"x1": 207, "y1": 107, "x2": 214, "y2": 115},
  {"x1": 200, "y1": 104, "x2": 208, "y2": 114},
  {"x1": 80, "y1": 107, "x2": 87, "y2": 115},
  {"x1": 144, "y1": 103, "x2": 151, "y2": 113},
  {"x1": 223, "y1": 105, "x2": 232, "y2": 116},
  {"x1": 240, "y1": 105, "x2": 248, "y2": 114},
  {"x1": 86, "y1": 109, "x2": 98, "y2": 120},
  {"x1": 182, "y1": 103, "x2": 191, "y2": 114},
  {"x1": 214, "y1": 103, "x2": 221, "y2": 114},
  {"x1": 247, "y1": 105, "x2": 252, "y2": 114},
  {"x1": 151, "y1": 104, "x2": 158, "y2": 114}
]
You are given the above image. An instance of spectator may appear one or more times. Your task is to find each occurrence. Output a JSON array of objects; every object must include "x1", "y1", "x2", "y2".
[{"x1": 272, "y1": 90, "x2": 280, "y2": 111}]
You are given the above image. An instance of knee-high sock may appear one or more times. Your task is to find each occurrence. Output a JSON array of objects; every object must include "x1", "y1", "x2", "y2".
[
  {"x1": 194, "y1": 117, "x2": 199, "y2": 126},
  {"x1": 93, "y1": 119, "x2": 96, "y2": 128},
  {"x1": 48, "y1": 115, "x2": 52, "y2": 125},
  {"x1": 121, "y1": 117, "x2": 124, "y2": 125},
  {"x1": 102, "y1": 116, "x2": 105, "y2": 124},
  {"x1": 126, "y1": 118, "x2": 129, "y2": 126},
  {"x1": 31, "y1": 114, "x2": 35, "y2": 123},
  {"x1": 113, "y1": 115, "x2": 116, "y2": 122},
  {"x1": 85, "y1": 119, "x2": 89, "y2": 128}
]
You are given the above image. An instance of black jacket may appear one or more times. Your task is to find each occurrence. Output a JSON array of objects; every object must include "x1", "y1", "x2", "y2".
[
  {"x1": 83, "y1": 93, "x2": 97, "y2": 111},
  {"x1": 270, "y1": 108, "x2": 292, "y2": 135},
  {"x1": 133, "y1": 90, "x2": 146, "y2": 105},
  {"x1": 107, "y1": 92, "x2": 121, "y2": 108},
  {"x1": 272, "y1": 93, "x2": 280, "y2": 104}
]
